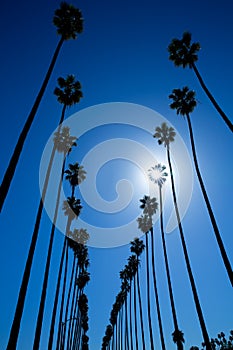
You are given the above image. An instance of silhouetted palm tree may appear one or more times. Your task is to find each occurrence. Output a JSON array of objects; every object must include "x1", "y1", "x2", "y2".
[
  {"x1": 0, "y1": 3, "x2": 83, "y2": 212},
  {"x1": 149, "y1": 163, "x2": 184, "y2": 350},
  {"x1": 169, "y1": 86, "x2": 233, "y2": 287},
  {"x1": 65, "y1": 162, "x2": 87, "y2": 197},
  {"x1": 139, "y1": 196, "x2": 167, "y2": 350},
  {"x1": 130, "y1": 239, "x2": 146, "y2": 350},
  {"x1": 32, "y1": 75, "x2": 82, "y2": 350},
  {"x1": 154, "y1": 122, "x2": 212, "y2": 350},
  {"x1": 6, "y1": 126, "x2": 77, "y2": 350},
  {"x1": 168, "y1": 31, "x2": 233, "y2": 132}
]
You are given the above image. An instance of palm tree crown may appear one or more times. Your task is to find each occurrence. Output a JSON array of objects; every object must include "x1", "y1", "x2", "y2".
[
  {"x1": 153, "y1": 122, "x2": 176, "y2": 147},
  {"x1": 65, "y1": 162, "x2": 87, "y2": 187},
  {"x1": 168, "y1": 31, "x2": 200, "y2": 68},
  {"x1": 169, "y1": 87, "x2": 197, "y2": 116},
  {"x1": 63, "y1": 197, "x2": 82, "y2": 220},
  {"x1": 137, "y1": 214, "x2": 153, "y2": 233},
  {"x1": 53, "y1": 126, "x2": 77, "y2": 154},
  {"x1": 70, "y1": 228, "x2": 89, "y2": 245},
  {"x1": 148, "y1": 163, "x2": 168, "y2": 187},
  {"x1": 53, "y1": 2, "x2": 83, "y2": 40},
  {"x1": 54, "y1": 75, "x2": 83, "y2": 106},
  {"x1": 139, "y1": 195, "x2": 158, "y2": 217}
]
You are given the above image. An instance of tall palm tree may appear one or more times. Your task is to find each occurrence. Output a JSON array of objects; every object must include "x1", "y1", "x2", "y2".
[
  {"x1": 32, "y1": 75, "x2": 82, "y2": 350},
  {"x1": 139, "y1": 196, "x2": 166, "y2": 350},
  {"x1": 169, "y1": 86, "x2": 233, "y2": 286},
  {"x1": 6, "y1": 126, "x2": 77, "y2": 350},
  {"x1": 168, "y1": 31, "x2": 233, "y2": 132},
  {"x1": 154, "y1": 122, "x2": 212, "y2": 350},
  {"x1": 0, "y1": 2, "x2": 84, "y2": 212},
  {"x1": 137, "y1": 213, "x2": 155, "y2": 350},
  {"x1": 149, "y1": 163, "x2": 184, "y2": 350},
  {"x1": 130, "y1": 239, "x2": 146, "y2": 350}
]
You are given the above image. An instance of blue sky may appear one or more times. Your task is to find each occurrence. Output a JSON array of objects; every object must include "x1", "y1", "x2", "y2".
[{"x1": 0, "y1": 0, "x2": 233, "y2": 349}]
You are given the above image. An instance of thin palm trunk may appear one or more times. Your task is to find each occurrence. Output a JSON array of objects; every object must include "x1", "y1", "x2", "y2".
[
  {"x1": 129, "y1": 284, "x2": 134, "y2": 350},
  {"x1": 136, "y1": 268, "x2": 146, "y2": 350},
  {"x1": 167, "y1": 145, "x2": 211, "y2": 350},
  {"x1": 33, "y1": 156, "x2": 66, "y2": 350},
  {"x1": 0, "y1": 37, "x2": 64, "y2": 213},
  {"x1": 47, "y1": 237, "x2": 67, "y2": 350},
  {"x1": 56, "y1": 239, "x2": 69, "y2": 350},
  {"x1": 6, "y1": 106, "x2": 66, "y2": 350},
  {"x1": 145, "y1": 232, "x2": 155, "y2": 350},
  {"x1": 186, "y1": 113, "x2": 233, "y2": 286},
  {"x1": 125, "y1": 298, "x2": 129, "y2": 350},
  {"x1": 61, "y1": 253, "x2": 76, "y2": 349},
  {"x1": 159, "y1": 185, "x2": 183, "y2": 350},
  {"x1": 133, "y1": 276, "x2": 139, "y2": 350},
  {"x1": 191, "y1": 62, "x2": 233, "y2": 133},
  {"x1": 67, "y1": 260, "x2": 79, "y2": 349},
  {"x1": 150, "y1": 227, "x2": 166, "y2": 350}
]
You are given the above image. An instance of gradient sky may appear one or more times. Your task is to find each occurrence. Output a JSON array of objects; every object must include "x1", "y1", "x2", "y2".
[{"x1": 0, "y1": 0, "x2": 232, "y2": 349}]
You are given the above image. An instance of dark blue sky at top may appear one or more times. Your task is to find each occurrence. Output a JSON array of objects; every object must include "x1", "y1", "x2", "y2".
[{"x1": 0, "y1": 0, "x2": 233, "y2": 349}]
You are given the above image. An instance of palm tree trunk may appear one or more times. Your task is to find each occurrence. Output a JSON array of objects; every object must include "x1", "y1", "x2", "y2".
[
  {"x1": 67, "y1": 260, "x2": 79, "y2": 349},
  {"x1": 0, "y1": 37, "x2": 64, "y2": 213},
  {"x1": 61, "y1": 253, "x2": 76, "y2": 349},
  {"x1": 56, "y1": 240, "x2": 69, "y2": 350},
  {"x1": 47, "y1": 237, "x2": 67, "y2": 350},
  {"x1": 6, "y1": 107, "x2": 66, "y2": 350},
  {"x1": 186, "y1": 113, "x2": 233, "y2": 286},
  {"x1": 159, "y1": 185, "x2": 184, "y2": 350},
  {"x1": 136, "y1": 267, "x2": 146, "y2": 350},
  {"x1": 124, "y1": 298, "x2": 129, "y2": 350},
  {"x1": 145, "y1": 231, "x2": 155, "y2": 350},
  {"x1": 166, "y1": 146, "x2": 212, "y2": 350},
  {"x1": 191, "y1": 62, "x2": 233, "y2": 132},
  {"x1": 133, "y1": 276, "x2": 139, "y2": 350},
  {"x1": 129, "y1": 284, "x2": 134, "y2": 350},
  {"x1": 32, "y1": 158, "x2": 66, "y2": 350},
  {"x1": 150, "y1": 227, "x2": 166, "y2": 350}
]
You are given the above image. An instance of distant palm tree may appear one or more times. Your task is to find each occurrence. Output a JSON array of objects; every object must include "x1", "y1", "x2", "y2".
[
  {"x1": 149, "y1": 163, "x2": 184, "y2": 350},
  {"x1": 130, "y1": 239, "x2": 146, "y2": 350},
  {"x1": 169, "y1": 86, "x2": 233, "y2": 287},
  {"x1": 32, "y1": 75, "x2": 82, "y2": 350},
  {"x1": 154, "y1": 122, "x2": 212, "y2": 350},
  {"x1": 139, "y1": 196, "x2": 166, "y2": 350},
  {"x1": 0, "y1": 2, "x2": 83, "y2": 212},
  {"x1": 168, "y1": 31, "x2": 233, "y2": 132},
  {"x1": 6, "y1": 127, "x2": 77, "y2": 350},
  {"x1": 65, "y1": 162, "x2": 87, "y2": 197}
]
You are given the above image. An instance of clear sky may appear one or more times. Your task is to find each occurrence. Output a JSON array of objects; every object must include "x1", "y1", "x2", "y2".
[{"x1": 0, "y1": 0, "x2": 232, "y2": 349}]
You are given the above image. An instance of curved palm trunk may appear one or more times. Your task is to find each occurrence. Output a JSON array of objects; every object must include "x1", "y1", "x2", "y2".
[
  {"x1": 6, "y1": 107, "x2": 66, "y2": 350},
  {"x1": 166, "y1": 145, "x2": 212, "y2": 350},
  {"x1": 0, "y1": 37, "x2": 64, "y2": 213},
  {"x1": 191, "y1": 62, "x2": 233, "y2": 132},
  {"x1": 136, "y1": 266, "x2": 146, "y2": 350},
  {"x1": 186, "y1": 113, "x2": 233, "y2": 286},
  {"x1": 124, "y1": 298, "x2": 129, "y2": 350},
  {"x1": 145, "y1": 232, "x2": 155, "y2": 350},
  {"x1": 56, "y1": 239, "x2": 69, "y2": 350},
  {"x1": 150, "y1": 227, "x2": 166, "y2": 350},
  {"x1": 47, "y1": 237, "x2": 67, "y2": 350},
  {"x1": 159, "y1": 185, "x2": 184, "y2": 350},
  {"x1": 133, "y1": 276, "x2": 139, "y2": 350}
]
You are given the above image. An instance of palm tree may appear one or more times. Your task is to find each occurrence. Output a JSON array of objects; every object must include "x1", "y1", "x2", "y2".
[
  {"x1": 154, "y1": 122, "x2": 212, "y2": 350},
  {"x1": 130, "y1": 239, "x2": 146, "y2": 350},
  {"x1": 169, "y1": 86, "x2": 233, "y2": 286},
  {"x1": 139, "y1": 196, "x2": 166, "y2": 350},
  {"x1": 65, "y1": 162, "x2": 87, "y2": 197},
  {"x1": 32, "y1": 75, "x2": 82, "y2": 350},
  {"x1": 6, "y1": 126, "x2": 77, "y2": 350},
  {"x1": 149, "y1": 163, "x2": 184, "y2": 350},
  {"x1": 0, "y1": 2, "x2": 84, "y2": 212},
  {"x1": 168, "y1": 31, "x2": 233, "y2": 132}
]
